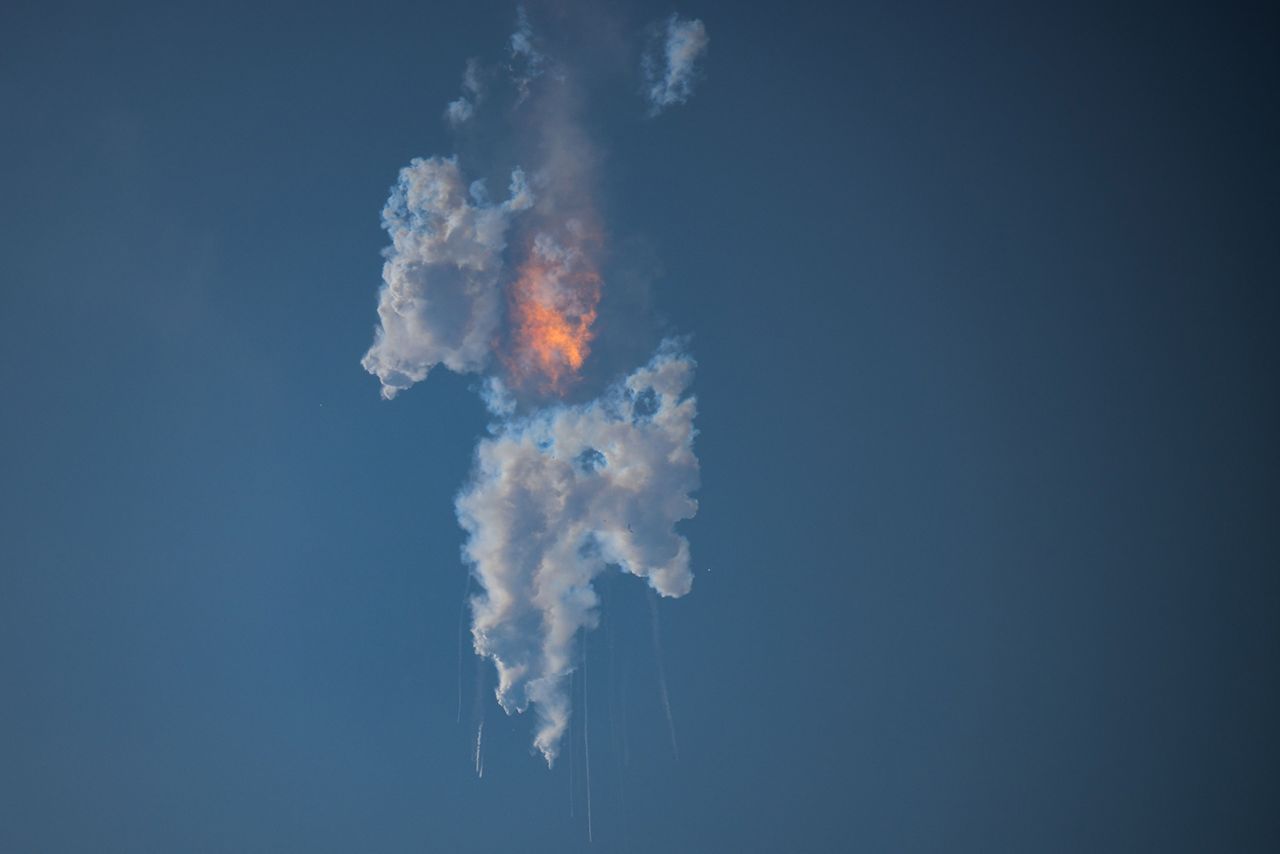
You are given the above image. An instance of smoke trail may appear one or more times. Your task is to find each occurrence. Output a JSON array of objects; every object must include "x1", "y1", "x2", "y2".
[
  {"x1": 472, "y1": 647, "x2": 487, "y2": 778},
  {"x1": 568, "y1": 667, "x2": 575, "y2": 818},
  {"x1": 363, "y1": 8, "x2": 708, "y2": 769},
  {"x1": 648, "y1": 588, "x2": 679, "y2": 760},
  {"x1": 605, "y1": 583, "x2": 629, "y2": 851},
  {"x1": 457, "y1": 571, "x2": 470, "y2": 724},
  {"x1": 620, "y1": 650, "x2": 631, "y2": 768},
  {"x1": 604, "y1": 577, "x2": 621, "y2": 767},
  {"x1": 582, "y1": 630, "x2": 593, "y2": 844}
]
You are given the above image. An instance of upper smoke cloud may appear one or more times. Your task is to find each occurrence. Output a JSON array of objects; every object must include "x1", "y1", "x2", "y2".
[
  {"x1": 508, "y1": 6, "x2": 546, "y2": 102},
  {"x1": 457, "y1": 344, "x2": 699, "y2": 764},
  {"x1": 362, "y1": 157, "x2": 532, "y2": 400},
  {"x1": 363, "y1": 7, "x2": 706, "y2": 765},
  {"x1": 642, "y1": 15, "x2": 709, "y2": 114}
]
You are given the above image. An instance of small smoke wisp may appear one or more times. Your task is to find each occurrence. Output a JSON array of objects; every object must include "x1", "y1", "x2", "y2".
[
  {"x1": 445, "y1": 58, "x2": 485, "y2": 127},
  {"x1": 642, "y1": 15, "x2": 709, "y2": 114},
  {"x1": 363, "y1": 7, "x2": 708, "y2": 768}
]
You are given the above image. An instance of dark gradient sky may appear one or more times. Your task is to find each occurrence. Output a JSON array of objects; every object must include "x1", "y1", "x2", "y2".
[{"x1": 2, "y1": 1, "x2": 1277, "y2": 851}]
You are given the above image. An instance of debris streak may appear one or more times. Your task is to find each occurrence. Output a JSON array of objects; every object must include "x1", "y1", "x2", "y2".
[
  {"x1": 583, "y1": 632, "x2": 593, "y2": 844},
  {"x1": 649, "y1": 588, "x2": 679, "y2": 760}
]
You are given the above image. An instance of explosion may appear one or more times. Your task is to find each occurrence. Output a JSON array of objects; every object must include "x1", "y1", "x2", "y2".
[
  {"x1": 361, "y1": 7, "x2": 709, "y2": 769},
  {"x1": 506, "y1": 230, "x2": 601, "y2": 394}
]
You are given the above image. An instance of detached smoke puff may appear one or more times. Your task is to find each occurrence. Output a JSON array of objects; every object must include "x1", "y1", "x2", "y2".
[
  {"x1": 457, "y1": 344, "x2": 699, "y2": 765},
  {"x1": 362, "y1": 157, "x2": 533, "y2": 399},
  {"x1": 509, "y1": 6, "x2": 546, "y2": 101},
  {"x1": 642, "y1": 15, "x2": 709, "y2": 114},
  {"x1": 445, "y1": 59, "x2": 484, "y2": 128}
]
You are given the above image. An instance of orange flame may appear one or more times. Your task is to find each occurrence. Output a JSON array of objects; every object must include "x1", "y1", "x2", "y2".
[{"x1": 507, "y1": 232, "x2": 601, "y2": 394}]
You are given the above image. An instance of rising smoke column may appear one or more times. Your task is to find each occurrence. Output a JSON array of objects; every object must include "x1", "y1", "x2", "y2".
[{"x1": 362, "y1": 7, "x2": 707, "y2": 767}]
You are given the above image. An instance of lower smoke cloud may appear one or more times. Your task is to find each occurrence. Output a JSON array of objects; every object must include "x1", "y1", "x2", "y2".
[{"x1": 457, "y1": 343, "x2": 699, "y2": 764}]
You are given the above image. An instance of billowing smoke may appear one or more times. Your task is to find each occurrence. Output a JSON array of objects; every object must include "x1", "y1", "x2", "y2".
[
  {"x1": 458, "y1": 345, "x2": 698, "y2": 763},
  {"x1": 642, "y1": 14, "x2": 709, "y2": 114},
  {"x1": 362, "y1": 7, "x2": 707, "y2": 766},
  {"x1": 361, "y1": 157, "x2": 532, "y2": 399}
]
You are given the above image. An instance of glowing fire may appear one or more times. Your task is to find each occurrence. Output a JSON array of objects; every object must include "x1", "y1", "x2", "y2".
[{"x1": 507, "y1": 232, "x2": 601, "y2": 393}]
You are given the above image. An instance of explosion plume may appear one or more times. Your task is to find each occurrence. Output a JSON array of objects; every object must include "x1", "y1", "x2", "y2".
[
  {"x1": 362, "y1": 6, "x2": 709, "y2": 767},
  {"x1": 506, "y1": 229, "x2": 602, "y2": 394}
]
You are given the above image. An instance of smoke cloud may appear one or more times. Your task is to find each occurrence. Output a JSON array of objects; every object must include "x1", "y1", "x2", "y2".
[
  {"x1": 445, "y1": 58, "x2": 484, "y2": 127},
  {"x1": 457, "y1": 345, "x2": 699, "y2": 764},
  {"x1": 362, "y1": 7, "x2": 706, "y2": 766},
  {"x1": 361, "y1": 157, "x2": 532, "y2": 399},
  {"x1": 642, "y1": 15, "x2": 709, "y2": 114}
]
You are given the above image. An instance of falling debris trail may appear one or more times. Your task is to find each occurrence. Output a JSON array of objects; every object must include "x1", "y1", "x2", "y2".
[
  {"x1": 605, "y1": 584, "x2": 619, "y2": 765},
  {"x1": 620, "y1": 663, "x2": 631, "y2": 768},
  {"x1": 568, "y1": 669, "x2": 575, "y2": 819},
  {"x1": 607, "y1": 586, "x2": 618, "y2": 756},
  {"x1": 648, "y1": 588, "x2": 679, "y2": 760},
  {"x1": 583, "y1": 632, "x2": 593, "y2": 844},
  {"x1": 471, "y1": 653, "x2": 486, "y2": 778},
  {"x1": 457, "y1": 572, "x2": 471, "y2": 724},
  {"x1": 606, "y1": 588, "x2": 629, "y2": 851}
]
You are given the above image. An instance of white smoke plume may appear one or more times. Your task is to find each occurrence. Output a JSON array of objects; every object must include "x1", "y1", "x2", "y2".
[
  {"x1": 362, "y1": 8, "x2": 705, "y2": 768},
  {"x1": 642, "y1": 15, "x2": 709, "y2": 114},
  {"x1": 457, "y1": 344, "x2": 699, "y2": 764},
  {"x1": 361, "y1": 157, "x2": 532, "y2": 399}
]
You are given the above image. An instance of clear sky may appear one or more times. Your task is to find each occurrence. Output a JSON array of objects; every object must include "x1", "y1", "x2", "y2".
[{"x1": 2, "y1": 1, "x2": 1277, "y2": 851}]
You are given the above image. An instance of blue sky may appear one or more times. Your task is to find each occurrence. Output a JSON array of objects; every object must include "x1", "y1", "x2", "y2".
[{"x1": 2, "y1": 1, "x2": 1277, "y2": 851}]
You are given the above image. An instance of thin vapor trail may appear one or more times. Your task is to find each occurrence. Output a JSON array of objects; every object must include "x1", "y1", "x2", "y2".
[
  {"x1": 605, "y1": 583, "x2": 616, "y2": 739},
  {"x1": 583, "y1": 632, "x2": 593, "y2": 844},
  {"x1": 605, "y1": 581, "x2": 621, "y2": 765},
  {"x1": 568, "y1": 669, "x2": 575, "y2": 818},
  {"x1": 472, "y1": 651, "x2": 486, "y2": 778},
  {"x1": 606, "y1": 586, "x2": 628, "y2": 851},
  {"x1": 648, "y1": 588, "x2": 679, "y2": 760},
  {"x1": 620, "y1": 663, "x2": 630, "y2": 768},
  {"x1": 457, "y1": 572, "x2": 470, "y2": 724}
]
